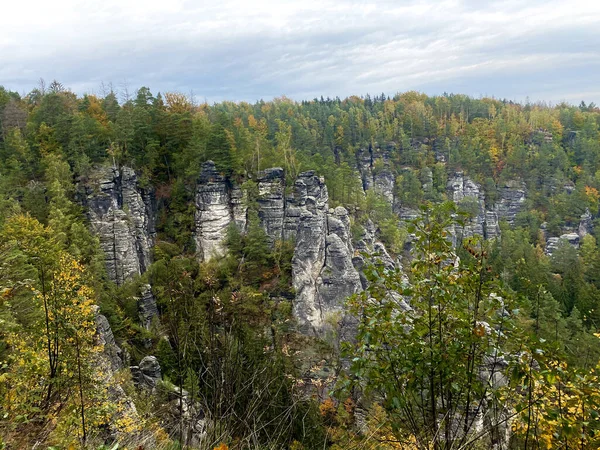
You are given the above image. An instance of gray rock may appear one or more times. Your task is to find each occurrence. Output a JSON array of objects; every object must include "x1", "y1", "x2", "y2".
[
  {"x1": 95, "y1": 308, "x2": 123, "y2": 372},
  {"x1": 131, "y1": 355, "x2": 162, "y2": 390},
  {"x1": 84, "y1": 165, "x2": 155, "y2": 285},
  {"x1": 138, "y1": 284, "x2": 158, "y2": 330},
  {"x1": 564, "y1": 181, "x2": 575, "y2": 194},
  {"x1": 421, "y1": 167, "x2": 433, "y2": 193},
  {"x1": 485, "y1": 211, "x2": 500, "y2": 240},
  {"x1": 355, "y1": 219, "x2": 376, "y2": 253},
  {"x1": 494, "y1": 180, "x2": 526, "y2": 226},
  {"x1": 546, "y1": 232, "x2": 580, "y2": 255},
  {"x1": 230, "y1": 184, "x2": 248, "y2": 232},
  {"x1": 356, "y1": 148, "x2": 373, "y2": 191},
  {"x1": 579, "y1": 208, "x2": 593, "y2": 239},
  {"x1": 291, "y1": 172, "x2": 362, "y2": 335},
  {"x1": 396, "y1": 206, "x2": 419, "y2": 222},
  {"x1": 357, "y1": 145, "x2": 396, "y2": 205},
  {"x1": 92, "y1": 306, "x2": 146, "y2": 444},
  {"x1": 447, "y1": 172, "x2": 486, "y2": 239},
  {"x1": 292, "y1": 208, "x2": 328, "y2": 333},
  {"x1": 257, "y1": 168, "x2": 285, "y2": 241},
  {"x1": 373, "y1": 241, "x2": 396, "y2": 271},
  {"x1": 317, "y1": 233, "x2": 363, "y2": 320},
  {"x1": 194, "y1": 161, "x2": 234, "y2": 261},
  {"x1": 163, "y1": 387, "x2": 207, "y2": 447},
  {"x1": 327, "y1": 207, "x2": 353, "y2": 253}
]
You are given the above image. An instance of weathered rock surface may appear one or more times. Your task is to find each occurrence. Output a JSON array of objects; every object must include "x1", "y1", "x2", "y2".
[
  {"x1": 546, "y1": 232, "x2": 580, "y2": 255},
  {"x1": 257, "y1": 168, "x2": 285, "y2": 241},
  {"x1": 356, "y1": 148, "x2": 373, "y2": 191},
  {"x1": 494, "y1": 180, "x2": 526, "y2": 226},
  {"x1": 163, "y1": 387, "x2": 207, "y2": 447},
  {"x1": 194, "y1": 161, "x2": 234, "y2": 261},
  {"x1": 94, "y1": 306, "x2": 146, "y2": 445},
  {"x1": 356, "y1": 145, "x2": 396, "y2": 204},
  {"x1": 444, "y1": 173, "x2": 524, "y2": 242},
  {"x1": 291, "y1": 172, "x2": 362, "y2": 334},
  {"x1": 230, "y1": 185, "x2": 248, "y2": 232},
  {"x1": 447, "y1": 172, "x2": 486, "y2": 240},
  {"x1": 371, "y1": 147, "x2": 395, "y2": 205},
  {"x1": 131, "y1": 355, "x2": 162, "y2": 390},
  {"x1": 138, "y1": 284, "x2": 158, "y2": 330},
  {"x1": 83, "y1": 165, "x2": 155, "y2": 285},
  {"x1": 485, "y1": 211, "x2": 500, "y2": 240},
  {"x1": 579, "y1": 208, "x2": 593, "y2": 239},
  {"x1": 95, "y1": 308, "x2": 124, "y2": 372}
]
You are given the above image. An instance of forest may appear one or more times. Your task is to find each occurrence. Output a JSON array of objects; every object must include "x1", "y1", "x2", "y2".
[{"x1": 1, "y1": 81, "x2": 600, "y2": 449}]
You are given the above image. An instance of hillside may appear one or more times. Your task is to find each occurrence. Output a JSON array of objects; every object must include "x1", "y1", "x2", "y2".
[{"x1": 1, "y1": 85, "x2": 600, "y2": 449}]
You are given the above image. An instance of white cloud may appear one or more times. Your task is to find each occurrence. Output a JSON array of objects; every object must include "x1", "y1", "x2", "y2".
[{"x1": 1, "y1": 0, "x2": 599, "y2": 103}]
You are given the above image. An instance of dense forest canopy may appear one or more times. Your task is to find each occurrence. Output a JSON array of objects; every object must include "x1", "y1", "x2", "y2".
[{"x1": 1, "y1": 82, "x2": 600, "y2": 449}]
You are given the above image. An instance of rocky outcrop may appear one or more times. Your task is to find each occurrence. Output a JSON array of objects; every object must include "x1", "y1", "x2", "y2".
[
  {"x1": 494, "y1": 180, "x2": 526, "y2": 226},
  {"x1": 371, "y1": 147, "x2": 395, "y2": 205},
  {"x1": 194, "y1": 161, "x2": 235, "y2": 261},
  {"x1": 138, "y1": 284, "x2": 158, "y2": 331},
  {"x1": 484, "y1": 211, "x2": 500, "y2": 240},
  {"x1": 356, "y1": 148, "x2": 373, "y2": 191},
  {"x1": 291, "y1": 174, "x2": 329, "y2": 332},
  {"x1": 546, "y1": 233, "x2": 580, "y2": 255},
  {"x1": 131, "y1": 355, "x2": 162, "y2": 390},
  {"x1": 257, "y1": 168, "x2": 285, "y2": 241},
  {"x1": 291, "y1": 172, "x2": 362, "y2": 335},
  {"x1": 357, "y1": 145, "x2": 396, "y2": 204},
  {"x1": 94, "y1": 306, "x2": 147, "y2": 444},
  {"x1": 447, "y1": 172, "x2": 486, "y2": 240},
  {"x1": 163, "y1": 387, "x2": 207, "y2": 447},
  {"x1": 83, "y1": 165, "x2": 155, "y2": 285},
  {"x1": 95, "y1": 308, "x2": 125, "y2": 372},
  {"x1": 579, "y1": 208, "x2": 593, "y2": 239},
  {"x1": 445, "y1": 173, "x2": 524, "y2": 241},
  {"x1": 231, "y1": 185, "x2": 248, "y2": 232}
]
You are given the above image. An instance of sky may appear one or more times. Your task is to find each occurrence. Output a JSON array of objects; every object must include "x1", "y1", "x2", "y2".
[{"x1": 1, "y1": 0, "x2": 599, "y2": 104}]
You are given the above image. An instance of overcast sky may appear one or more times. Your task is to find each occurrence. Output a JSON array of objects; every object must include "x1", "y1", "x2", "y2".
[{"x1": 2, "y1": 0, "x2": 599, "y2": 104}]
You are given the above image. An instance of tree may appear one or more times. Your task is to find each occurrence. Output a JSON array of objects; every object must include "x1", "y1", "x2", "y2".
[{"x1": 344, "y1": 203, "x2": 523, "y2": 449}]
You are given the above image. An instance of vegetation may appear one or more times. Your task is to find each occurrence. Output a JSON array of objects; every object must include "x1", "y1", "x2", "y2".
[{"x1": 1, "y1": 81, "x2": 600, "y2": 448}]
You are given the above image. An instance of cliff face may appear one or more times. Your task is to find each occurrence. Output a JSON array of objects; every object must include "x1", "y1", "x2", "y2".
[
  {"x1": 82, "y1": 165, "x2": 159, "y2": 331},
  {"x1": 290, "y1": 172, "x2": 362, "y2": 335},
  {"x1": 87, "y1": 160, "x2": 600, "y2": 340},
  {"x1": 83, "y1": 165, "x2": 156, "y2": 285},
  {"x1": 445, "y1": 172, "x2": 527, "y2": 242},
  {"x1": 194, "y1": 161, "x2": 240, "y2": 261},
  {"x1": 447, "y1": 171, "x2": 486, "y2": 240},
  {"x1": 192, "y1": 165, "x2": 363, "y2": 335},
  {"x1": 494, "y1": 180, "x2": 527, "y2": 226},
  {"x1": 356, "y1": 145, "x2": 396, "y2": 203}
]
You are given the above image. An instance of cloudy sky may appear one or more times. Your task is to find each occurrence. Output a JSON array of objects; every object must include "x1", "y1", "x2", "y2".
[{"x1": 2, "y1": 0, "x2": 599, "y2": 104}]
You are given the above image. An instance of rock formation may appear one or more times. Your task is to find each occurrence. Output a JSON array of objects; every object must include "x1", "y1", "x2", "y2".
[
  {"x1": 194, "y1": 161, "x2": 236, "y2": 261},
  {"x1": 447, "y1": 171, "x2": 486, "y2": 240},
  {"x1": 138, "y1": 284, "x2": 159, "y2": 331},
  {"x1": 83, "y1": 165, "x2": 155, "y2": 285},
  {"x1": 95, "y1": 308, "x2": 125, "y2": 372},
  {"x1": 579, "y1": 208, "x2": 593, "y2": 239},
  {"x1": 445, "y1": 173, "x2": 526, "y2": 242},
  {"x1": 94, "y1": 306, "x2": 146, "y2": 444},
  {"x1": 356, "y1": 145, "x2": 396, "y2": 204},
  {"x1": 257, "y1": 168, "x2": 286, "y2": 241},
  {"x1": 131, "y1": 355, "x2": 162, "y2": 390},
  {"x1": 494, "y1": 180, "x2": 526, "y2": 226},
  {"x1": 546, "y1": 233, "x2": 580, "y2": 255},
  {"x1": 290, "y1": 172, "x2": 362, "y2": 335}
]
